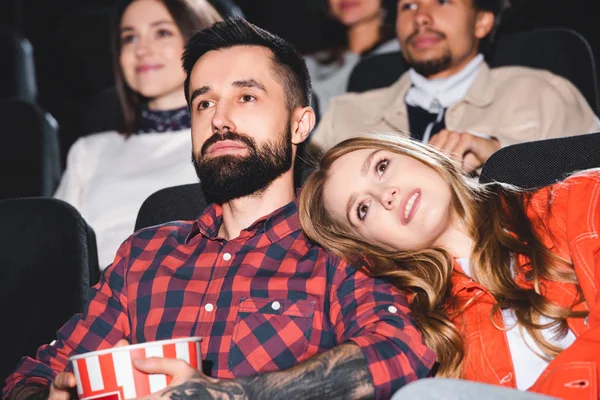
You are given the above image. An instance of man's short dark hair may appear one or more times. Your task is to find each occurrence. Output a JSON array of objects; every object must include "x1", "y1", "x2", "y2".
[{"x1": 182, "y1": 19, "x2": 311, "y2": 111}]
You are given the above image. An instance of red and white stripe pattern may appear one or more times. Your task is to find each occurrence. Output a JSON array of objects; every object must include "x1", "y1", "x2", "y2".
[{"x1": 72, "y1": 341, "x2": 201, "y2": 400}]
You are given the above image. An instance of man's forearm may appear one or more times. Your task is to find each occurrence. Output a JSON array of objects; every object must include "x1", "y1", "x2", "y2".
[
  {"x1": 161, "y1": 342, "x2": 374, "y2": 400},
  {"x1": 6, "y1": 384, "x2": 49, "y2": 400}
]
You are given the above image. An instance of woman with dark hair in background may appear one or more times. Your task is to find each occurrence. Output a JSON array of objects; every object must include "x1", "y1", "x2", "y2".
[
  {"x1": 55, "y1": 0, "x2": 222, "y2": 269},
  {"x1": 300, "y1": 134, "x2": 600, "y2": 399},
  {"x1": 305, "y1": 0, "x2": 400, "y2": 116}
]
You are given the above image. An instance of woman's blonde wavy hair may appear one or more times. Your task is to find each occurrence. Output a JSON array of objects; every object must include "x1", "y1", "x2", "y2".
[{"x1": 299, "y1": 134, "x2": 586, "y2": 378}]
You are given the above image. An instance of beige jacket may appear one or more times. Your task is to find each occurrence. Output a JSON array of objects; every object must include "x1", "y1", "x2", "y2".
[{"x1": 310, "y1": 62, "x2": 600, "y2": 152}]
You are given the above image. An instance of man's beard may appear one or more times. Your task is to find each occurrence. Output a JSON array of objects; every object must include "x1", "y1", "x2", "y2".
[
  {"x1": 192, "y1": 123, "x2": 293, "y2": 204},
  {"x1": 403, "y1": 29, "x2": 452, "y2": 77},
  {"x1": 408, "y1": 53, "x2": 452, "y2": 77}
]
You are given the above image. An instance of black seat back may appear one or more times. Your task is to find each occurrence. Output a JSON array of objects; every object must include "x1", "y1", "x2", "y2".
[
  {"x1": 479, "y1": 133, "x2": 600, "y2": 188},
  {"x1": 489, "y1": 28, "x2": 599, "y2": 113},
  {"x1": 0, "y1": 28, "x2": 37, "y2": 102},
  {"x1": 135, "y1": 183, "x2": 208, "y2": 231},
  {"x1": 0, "y1": 99, "x2": 61, "y2": 199},
  {"x1": 347, "y1": 51, "x2": 406, "y2": 94},
  {"x1": 0, "y1": 198, "x2": 100, "y2": 383}
]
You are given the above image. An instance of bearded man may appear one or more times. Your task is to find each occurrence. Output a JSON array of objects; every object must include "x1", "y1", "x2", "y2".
[
  {"x1": 3, "y1": 19, "x2": 434, "y2": 400},
  {"x1": 310, "y1": 0, "x2": 600, "y2": 174}
]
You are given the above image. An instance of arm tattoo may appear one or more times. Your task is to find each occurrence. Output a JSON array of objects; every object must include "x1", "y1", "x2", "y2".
[
  {"x1": 161, "y1": 343, "x2": 374, "y2": 400},
  {"x1": 161, "y1": 380, "x2": 246, "y2": 400}
]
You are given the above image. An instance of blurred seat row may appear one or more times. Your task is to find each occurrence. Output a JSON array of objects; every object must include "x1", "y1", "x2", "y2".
[{"x1": 2, "y1": 27, "x2": 599, "y2": 202}]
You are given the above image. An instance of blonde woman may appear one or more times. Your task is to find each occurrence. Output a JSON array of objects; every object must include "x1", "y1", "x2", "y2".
[{"x1": 299, "y1": 134, "x2": 600, "y2": 399}]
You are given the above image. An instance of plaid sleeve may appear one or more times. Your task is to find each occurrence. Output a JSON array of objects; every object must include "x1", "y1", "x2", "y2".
[
  {"x1": 2, "y1": 239, "x2": 132, "y2": 399},
  {"x1": 328, "y1": 256, "x2": 436, "y2": 400}
]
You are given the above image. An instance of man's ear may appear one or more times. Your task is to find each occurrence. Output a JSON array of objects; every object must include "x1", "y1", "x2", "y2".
[
  {"x1": 290, "y1": 106, "x2": 316, "y2": 145},
  {"x1": 474, "y1": 11, "x2": 495, "y2": 40}
]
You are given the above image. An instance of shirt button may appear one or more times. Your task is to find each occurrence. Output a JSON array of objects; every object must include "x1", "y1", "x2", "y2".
[
  {"x1": 222, "y1": 253, "x2": 232, "y2": 261},
  {"x1": 388, "y1": 305, "x2": 398, "y2": 314},
  {"x1": 271, "y1": 301, "x2": 281, "y2": 311},
  {"x1": 204, "y1": 303, "x2": 214, "y2": 312}
]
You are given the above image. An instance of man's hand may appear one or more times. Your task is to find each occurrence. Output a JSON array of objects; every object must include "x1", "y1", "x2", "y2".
[
  {"x1": 428, "y1": 129, "x2": 501, "y2": 173},
  {"x1": 133, "y1": 358, "x2": 246, "y2": 400},
  {"x1": 133, "y1": 342, "x2": 372, "y2": 400},
  {"x1": 48, "y1": 339, "x2": 130, "y2": 400},
  {"x1": 48, "y1": 372, "x2": 76, "y2": 400}
]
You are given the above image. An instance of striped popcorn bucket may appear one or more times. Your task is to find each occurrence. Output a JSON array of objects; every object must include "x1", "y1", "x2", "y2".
[{"x1": 69, "y1": 337, "x2": 202, "y2": 400}]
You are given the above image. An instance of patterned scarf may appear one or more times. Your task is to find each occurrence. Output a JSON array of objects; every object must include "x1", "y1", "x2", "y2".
[{"x1": 135, "y1": 105, "x2": 191, "y2": 134}]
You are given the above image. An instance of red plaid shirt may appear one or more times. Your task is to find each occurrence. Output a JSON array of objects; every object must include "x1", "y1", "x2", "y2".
[{"x1": 3, "y1": 200, "x2": 434, "y2": 399}]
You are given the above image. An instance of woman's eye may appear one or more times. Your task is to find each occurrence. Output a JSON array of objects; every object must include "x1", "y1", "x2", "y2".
[
  {"x1": 197, "y1": 100, "x2": 214, "y2": 111},
  {"x1": 240, "y1": 95, "x2": 256, "y2": 103},
  {"x1": 120, "y1": 34, "x2": 136, "y2": 45},
  {"x1": 357, "y1": 203, "x2": 369, "y2": 221},
  {"x1": 156, "y1": 29, "x2": 173, "y2": 38},
  {"x1": 376, "y1": 159, "x2": 388, "y2": 176}
]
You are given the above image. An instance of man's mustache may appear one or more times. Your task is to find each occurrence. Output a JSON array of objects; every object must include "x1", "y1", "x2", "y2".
[
  {"x1": 200, "y1": 131, "x2": 256, "y2": 156},
  {"x1": 406, "y1": 28, "x2": 446, "y2": 44}
]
